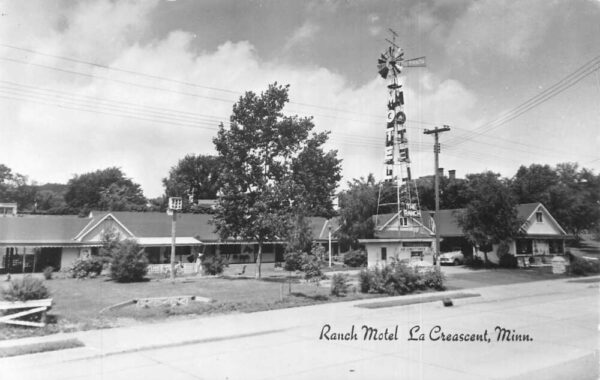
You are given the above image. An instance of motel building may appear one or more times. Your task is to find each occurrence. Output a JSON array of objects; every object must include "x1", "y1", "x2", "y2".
[
  {"x1": 359, "y1": 202, "x2": 569, "y2": 268},
  {"x1": 0, "y1": 209, "x2": 339, "y2": 275}
]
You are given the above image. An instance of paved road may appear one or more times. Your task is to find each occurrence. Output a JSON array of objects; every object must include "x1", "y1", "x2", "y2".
[{"x1": 1, "y1": 277, "x2": 598, "y2": 380}]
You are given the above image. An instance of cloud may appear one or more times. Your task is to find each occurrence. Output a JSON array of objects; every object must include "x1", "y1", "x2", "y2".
[
  {"x1": 283, "y1": 21, "x2": 320, "y2": 52},
  {"x1": 0, "y1": 0, "x2": 480, "y2": 197},
  {"x1": 368, "y1": 13, "x2": 382, "y2": 36},
  {"x1": 445, "y1": 0, "x2": 553, "y2": 61}
]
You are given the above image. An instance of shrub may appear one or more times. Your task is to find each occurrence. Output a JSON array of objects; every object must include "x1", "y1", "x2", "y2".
[
  {"x1": 302, "y1": 254, "x2": 323, "y2": 284},
  {"x1": 330, "y1": 273, "x2": 350, "y2": 297},
  {"x1": 357, "y1": 261, "x2": 445, "y2": 296},
  {"x1": 109, "y1": 240, "x2": 149, "y2": 282},
  {"x1": 343, "y1": 250, "x2": 367, "y2": 267},
  {"x1": 69, "y1": 257, "x2": 104, "y2": 279},
  {"x1": 1, "y1": 275, "x2": 50, "y2": 302},
  {"x1": 464, "y1": 256, "x2": 485, "y2": 269},
  {"x1": 283, "y1": 251, "x2": 304, "y2": 272},
  {"x1": 422, "y1": 267, "x2": 445, "y2": 290},
  {"x1": 569, "y1": 256, "x2": 600, "y2": 276},
  {"x1": 498, "y1": 254, "x2": 518, "y2": 269},
  {"x1": 43, "y1": 266, "x2": 54, "y2": 280},
  {"x1": 358, "y1": 269, "x2": 373, "y2": 293},
  {"x1": 202, "y1": 255, "x2": 228, "y2": 275}
]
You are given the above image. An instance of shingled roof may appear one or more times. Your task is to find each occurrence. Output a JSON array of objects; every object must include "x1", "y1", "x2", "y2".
[
  {"x1": 0, "y1": 212, "x2": 338, "y2": 245},
  {"x1": 374, "y1": 203, "x2": 556, "y2": 238},
  {"x1": 0, "y1": 215, "x2": 92, "y2": 245}
]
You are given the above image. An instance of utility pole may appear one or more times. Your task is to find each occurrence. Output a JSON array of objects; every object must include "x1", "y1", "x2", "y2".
[
  {"x1": 423, "y1": 125, "x2": 451, "y2": 268},
  {"x1": 328, "y1": 224, "x2": 332, "y2": 268},
  {"x1": 168, "y1": 197, "x2": 182, "y2": 282}
]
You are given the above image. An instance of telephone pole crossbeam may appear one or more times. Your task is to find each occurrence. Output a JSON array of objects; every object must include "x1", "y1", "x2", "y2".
[{"x1": 423, "y1": 126, "x2": 451, "y2": 268}]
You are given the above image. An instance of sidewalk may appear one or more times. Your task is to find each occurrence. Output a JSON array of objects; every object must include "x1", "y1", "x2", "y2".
[{"x1": 1, "y1": 275, "x2": 597, "y2": 368}]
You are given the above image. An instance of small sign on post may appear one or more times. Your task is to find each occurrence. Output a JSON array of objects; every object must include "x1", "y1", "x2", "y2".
[
  {"x1": 168, "y1": 197, "x2": 182, "y2": 282},
  {"x1": 169, "y1": 197, "x2": 182, "y2": 211}
]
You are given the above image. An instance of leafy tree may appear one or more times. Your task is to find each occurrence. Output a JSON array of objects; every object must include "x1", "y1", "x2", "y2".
[
  {"x1": 162, "y1": 154, "x2": 221, "y2": 212},
  {"x1": 285, "y1": 214, "x2": 313, "y2": 254},
  {"x1": 337, "y1": 174, "x2": 380, "y2": 250},
  {"x1": 213, "y1": 83, "x2": 341, "y2": 278},
  {"x1": 64, "y1": 167, "x2": 146, "y2": 212},
  {"x1": 416, "y1": 175, "x2": 470, "y2": 210},
  {"x1": 98, "y1": 228, "x2": 122, "y2": 264},
  {"x1": 457, "y1": 171, "x2": 523, "y2": 264},
  {"x1": 0, "y1": 164, "x2": 36, "y2": 210},
  {"x1": 510, "y1": 163, "x2": 600, "y2": 237},
  {"x1": 290, "y1": 133, "x2": 341, "y2": 217},
  {"x1": 511, "y1": 164, "x2": 558, "y2": 205}
]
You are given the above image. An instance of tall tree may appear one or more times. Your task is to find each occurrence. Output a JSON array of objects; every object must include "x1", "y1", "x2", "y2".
[
  {"x1": 162, "y1": 154, "x2": 221, "y2": 212},
  {"x1": 338, "y1": 174, "x2": 379, "y2": 250},
  {"x1": 64, "y1": 167, "x2": 146, "y2": 212},
  {"x1": 457, "y1": 171, "x2": 523, "y2": 263},
  {"x1": 213, "y1": 83, "x2": 341, "y2": 278},
  {"x1": 510, "y1": 163, "x2": 600, "y2": 237},
  {"x1": 0, "y1": 164, "x2": 36, "y2": 210}
]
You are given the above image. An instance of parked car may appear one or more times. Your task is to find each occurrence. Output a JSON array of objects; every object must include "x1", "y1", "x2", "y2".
[{"x1": 439, "y1": 250, "x2": 464, "y2": 266}]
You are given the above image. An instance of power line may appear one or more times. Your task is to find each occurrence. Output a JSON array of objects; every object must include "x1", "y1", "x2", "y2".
[
  {"x1": 445, "y1": 55, "x2": 600, "y2": 147},
  {"x1": 0, "y1": 44, "x2": 399, "y2": 121}
]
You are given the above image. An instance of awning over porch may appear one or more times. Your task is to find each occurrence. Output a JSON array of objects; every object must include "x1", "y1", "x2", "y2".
[{"x1": 136, "y1": 237, "x2": 202, "y2": 246}]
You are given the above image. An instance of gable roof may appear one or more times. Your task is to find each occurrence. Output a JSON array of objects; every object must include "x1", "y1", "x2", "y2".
[
  {"x1": 77, "y1": 212, "x2": 219, "y2": 241},
  {"x1": 421, "y1": 209, "x2": 465, "y2": 237},
  {"x1": 374, "y1": 202, "x2": 567, "y2": 239},
  {"x1": 309, "y1": 217, "x2": 340, "y2": 240},
  {"x1": 517, "y1": 202, "x2": 567, "y2": 235}
]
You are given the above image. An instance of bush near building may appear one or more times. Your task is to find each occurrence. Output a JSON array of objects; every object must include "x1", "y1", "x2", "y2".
[
  {"x1": 343, "y1": 250, "x2": 367, "y2": 267},
  {"x1": 69, "y1": 257, "x2": 104, "y2": 279},
  {"x1": 109, "y1": 239, "x2": 149, "y2": 282},
  {"x1": 498, "y1": 254, "x2": 518, "y2": 268},
  {"x1": 358, "y1": 261, "x2": 445, "y2": 296},
  {"x1": 202, "y1": 255, "x2": 229, "y2": 275},
  {"x1": 568, "y1": 254, "x2": 600, "y2": 276}
]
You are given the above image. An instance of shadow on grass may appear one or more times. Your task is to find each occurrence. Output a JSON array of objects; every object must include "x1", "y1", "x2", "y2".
[{"x1": 289, "y1": 292, "x2": 329, "y2": 301}]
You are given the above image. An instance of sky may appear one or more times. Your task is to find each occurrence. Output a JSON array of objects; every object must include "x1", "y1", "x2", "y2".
[{"x1": 0, "y1": 0, "x2": 598, "y2": 198}]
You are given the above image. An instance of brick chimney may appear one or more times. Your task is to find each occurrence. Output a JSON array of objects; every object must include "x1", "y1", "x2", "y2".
[{"x1": 449, "y1": 170, "x2": 456, "y2": 180}]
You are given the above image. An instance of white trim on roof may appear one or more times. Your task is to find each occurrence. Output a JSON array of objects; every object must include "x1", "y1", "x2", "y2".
[
  {"x1": 521, "y1": 203, "x2": 567, "y2": 235},
  {"x1": 74, "y1": 213, "x2": 135, "y2": 241},
  {"x1": 136, "y1": 237, "x2": 202, "y2": 246}
]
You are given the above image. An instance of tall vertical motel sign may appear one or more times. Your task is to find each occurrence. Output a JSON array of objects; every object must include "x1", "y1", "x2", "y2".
[{"x1": 377, "y1": 37, "x2": 425, "y2": 218}]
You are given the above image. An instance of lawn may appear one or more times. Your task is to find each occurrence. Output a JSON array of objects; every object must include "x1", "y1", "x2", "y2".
[
  {"x1": 0, "y1": 263, "x2": 375, "y2": 340},
  {"x1": 0, "y1": 263, "x2": 573, "y2": 341}
]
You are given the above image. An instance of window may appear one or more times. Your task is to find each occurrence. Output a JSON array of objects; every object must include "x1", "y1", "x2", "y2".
[
  {"x1": 549, "y1": 240, "x2": 564, "y2": 254},
  {"x1": 536, "y1": 211, "x2": 543, "y2": 223},
  {"x1": 516, "y1": 239, "x2": 533, "y2": 255},
  {"x1": 399, "y1": 217, "x2": 408, "y2": 226},
  {"x1": 381, "y1": 247, "x2": 387, "y2": 261}
]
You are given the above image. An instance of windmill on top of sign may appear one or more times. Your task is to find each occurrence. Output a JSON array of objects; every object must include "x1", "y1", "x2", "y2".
[{"x1": 376, "y1": 29, "x2": 426, "y2": 225}]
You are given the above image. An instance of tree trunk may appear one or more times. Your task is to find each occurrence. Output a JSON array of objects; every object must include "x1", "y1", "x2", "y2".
[
  {"x1": 256, "y1": 242, "x2": 262, "y2": 279},
  {"x1": 483, "y1": 251, "x2": 489, "y2": 265}
]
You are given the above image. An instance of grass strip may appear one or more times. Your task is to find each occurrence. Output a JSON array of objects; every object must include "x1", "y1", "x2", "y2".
[
  {"x1": 356, "y1": 292, "x2": 480, "y2": 309},
  {"x1": 568, "y1": 277, "x2": 600, "y2": 283},
  {"x1": 0, "y1": 338, "x2": 84, "y2": 358}
]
